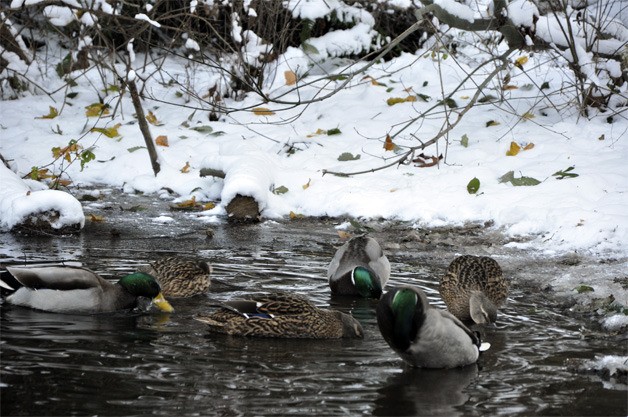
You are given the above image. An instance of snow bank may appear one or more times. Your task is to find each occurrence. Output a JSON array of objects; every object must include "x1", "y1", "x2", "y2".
[
  {"x1": 0, "y1": 164, "x2": 85, "y2": 232},
  {"x1": 579, "y1": 355, "x2": 628, "y2": 386},
  {"x1": 601, "y1": 314, "x2": 628, "y2": 332},
  {"x1": 200, "y1": 144, "x2": 277, "y2": 216}
]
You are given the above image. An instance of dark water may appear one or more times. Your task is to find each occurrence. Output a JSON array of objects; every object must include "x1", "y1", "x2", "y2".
[{"x1": 1, "y1": 194, "x2": 626, "y2": 416}]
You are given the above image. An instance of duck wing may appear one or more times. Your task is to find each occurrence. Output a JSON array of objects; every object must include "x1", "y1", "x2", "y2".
[
  {"x1": 435, "y1": 308, "x2": 480, "y2": 347},
  {"x1": 232, "y1": 293, "x2": 317, "y2": 316},
  {"x1": 6, "y1": 266, "x2": 110, "y2": 291},
  {"x1": 195, "y1": 293, "x2": 321, "y2": 337}
]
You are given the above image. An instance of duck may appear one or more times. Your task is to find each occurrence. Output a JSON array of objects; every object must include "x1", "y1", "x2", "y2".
[
  {"x1": 138, "y1": 256, "x2": 211, "y2": 297},
  {"x1": 327, "y1": 235, "x2": 390, "y2": 298},
  {"x1": 194, "y1": 292, "x2": 363, "y2": 338},
  {"x1": 376, "y1": 285, "x2": 489, "y2": 368},
  {"x1": 0, "y1": 265, "x2": 174, "y2": 314},
  {"x1": 439, "y1": 255, "x2": 508, "y2": 324}
]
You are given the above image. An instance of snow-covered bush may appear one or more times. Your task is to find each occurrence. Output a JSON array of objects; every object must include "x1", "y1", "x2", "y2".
[
  {"x1": 414, "y1": 0, "x2": 627, "y2": 115},
  {"x1": 0, "y1": 0, "x2": 423, "y2": 101}
]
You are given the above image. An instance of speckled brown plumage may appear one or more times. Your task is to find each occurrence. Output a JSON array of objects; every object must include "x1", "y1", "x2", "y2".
[
  {"x1": 439, "y1": 255, "x2": 508, "y2": 324},
  {"x1": 194, "y1": 293, "x2": 363, "y2": 338},
  {"x1": 140, "y1": 256, "x2": 211, "y2": 298}
]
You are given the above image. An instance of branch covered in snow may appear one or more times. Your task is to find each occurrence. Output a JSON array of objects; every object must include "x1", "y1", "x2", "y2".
[
  {"x1": 416, "y1": 0, "x2": 627, "y2": 112},
  {"x1": 417, "y1": 0, "x2": 627, "y2": 59}
]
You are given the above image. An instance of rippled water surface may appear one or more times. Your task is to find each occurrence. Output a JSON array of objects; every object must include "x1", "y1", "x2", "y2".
[{"x1": 1, "y1": 196, "x2": 626, "y2": 416}]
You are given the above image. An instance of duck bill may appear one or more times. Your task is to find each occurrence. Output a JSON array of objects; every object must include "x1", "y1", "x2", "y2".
[{"x1": 152, "y1": 292, "x2": 174, "y2": 313}]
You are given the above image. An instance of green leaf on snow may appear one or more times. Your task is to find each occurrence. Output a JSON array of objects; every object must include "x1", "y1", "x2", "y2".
[
  {"x1": 467, "y1": 177, "x2": 480, "y2": 194},
  {"x1": 337, "y1": 152, "x2": 361, "y2": 161},
  {"x1": 273, "y1": 185, "x2": 289, "y2": 195},
  {"x1": 552, "y1": 166, "x2": 579, "y2": 180},
  {"x1": 499, "y1": 170, "x2": 541, "y2": 186}
]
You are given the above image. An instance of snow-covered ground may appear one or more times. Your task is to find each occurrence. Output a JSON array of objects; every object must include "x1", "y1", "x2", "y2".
[{"x1": 2, "y1": 50, "x2": 626, "y2": 254}]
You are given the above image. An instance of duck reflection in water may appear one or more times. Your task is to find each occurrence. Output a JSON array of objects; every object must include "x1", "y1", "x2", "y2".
[{"x1": 373, "y1": 364, "x2": 479, "y2": 416}]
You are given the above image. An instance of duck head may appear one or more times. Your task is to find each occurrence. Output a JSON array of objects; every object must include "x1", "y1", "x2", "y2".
[
  {"x1": 118, "y1": 272, "x2": 174, "y2": 313},
  {"x1": 377, "y1": 287, "x2": 425, "y2": 352},
  {"x1": 351, "y1": 266, "x2": 383, "y2": 298},
  {"x1": 334, "y1": 310, "x2": 364, "y2": 338},
  {"x1": 469, "y1": 291, "x2": 498, "y2": 324}
]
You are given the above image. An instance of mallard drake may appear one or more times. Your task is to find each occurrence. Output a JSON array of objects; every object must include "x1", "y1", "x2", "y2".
[
  {"x1": 0, "y1": 265, "x2": 174, "y2": 314},
  {"x1": 377, "y1": 285, "x2": 488, "y2": 368},
  {"x1": 194, "y1": 292, "x2": 363, "y2": 338},
  {"x1": 138, "y1": 256, "x2": 211, "y2": 298},
  {"x1": 439, "y1": 255, "x2": 508, "y2": 324},
  {"x1": 327, "y1": 235, "x2": 390, "y2": 298}
]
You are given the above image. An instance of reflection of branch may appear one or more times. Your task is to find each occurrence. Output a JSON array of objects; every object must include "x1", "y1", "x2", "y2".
[{"x1": 322, "y1": 48, "x2": 514, "y2": 177}]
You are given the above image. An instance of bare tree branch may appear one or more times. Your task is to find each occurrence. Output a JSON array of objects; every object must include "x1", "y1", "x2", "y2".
[{"x1": 322, "y1": 48, "x2": 514, "y2": 177}]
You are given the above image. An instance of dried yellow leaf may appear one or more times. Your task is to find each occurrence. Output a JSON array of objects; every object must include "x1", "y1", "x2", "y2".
[
  {"x1": 252, "y1": 107, "x2": 275, "y2": 116},
  {"x1": 53, "y1": 178, "x2": 72, "y2": 187},
  {"x1": 362, "y1": 75, "x2": 383, "y2": 86},
  {"x1": 53, "y1": 142, "x2": 82, "y2": 160},
  {"x1": 89, "y1": 214, "x2": 105, "y2": 222},
  {"x1": 302, "y1": 179, "x2": 311, "y2": 190},
  {"x1": 306, "y1": 128, "x2": 327, "y2": 137},
  {"x1": 36, "y1": 106, "x2": 59, "y2": 119},
  {"x1": 337, "y1": 230, "x2": 352, "y2": 239},
  {"x1": 289, "y1": 211, "x2": 303, "y2": 219},
  {"x1": 523, "y1": 143, "x2": 535, "y2": 151},
  {"x1": 91, "y1": 123, "x2": 122, "y2": 138},
  {"x1": 506, "y1": 141, "x2": 521, "y2": 156},
  {"x1": 284, "y1": 70, "x2": 297, "y2": 86},
  {"x1": 180, "y1": 161, "x2": 191, "y2": 173},
  {"x1": 146, "y1": 111, "x2": 159, "y2": 125},
  {"x1": 85, "y1": 103, "x2": 110, "y2": 117},
  {"x1": 202, "y1": 202, "x2": 216, "y2": 210},
  {"x1": 387, "y1": 96, "x2": 416, "y2": 106},
  {"x1": 36, "y1": 168, "x2": 54, "y2": 179},
  {"x1": 514, "y1": 55, "x2": 529, "y2": 69},
  {"x1": 502, "y1": 85, "x2": 518, "y2": 91},
  {"x1": 521, "y1": 111, "x2": 535, "y2": 120},
  {"x1": 177, "y1": 196, "x2": 197, "y2": 208},
  {"x1": 155, "y1": 135, "x2": 169, "y2": 146}
]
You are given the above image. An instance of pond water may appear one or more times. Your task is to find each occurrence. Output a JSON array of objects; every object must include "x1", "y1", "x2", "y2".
[{"x1": 1, "y1": 192, "x2": 626, "y2": 416}]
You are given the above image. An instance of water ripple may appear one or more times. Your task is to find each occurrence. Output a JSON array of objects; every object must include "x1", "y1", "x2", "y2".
[{"x1": 1, "y1": 239, "x2": 626, "y2": 417}]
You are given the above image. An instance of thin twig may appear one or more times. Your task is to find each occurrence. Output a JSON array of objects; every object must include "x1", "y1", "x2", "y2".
[{"x1": 322, "y1": 48, "x2": 514, "y2": 177}]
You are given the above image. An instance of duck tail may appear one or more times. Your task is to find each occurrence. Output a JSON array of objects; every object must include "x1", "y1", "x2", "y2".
[
  {"x1": 473, "y1": 330, "x2": 491, "y2": 353},
  {"x1": 0, "y1": 278, "x2": 14, "y2": 291},
  {"x1": 0, "y1": 270, "x2": 17, "y2": 292}
]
